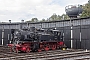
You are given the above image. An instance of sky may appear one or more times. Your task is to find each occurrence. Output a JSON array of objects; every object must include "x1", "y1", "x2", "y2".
[{"x1": 0, "y1": 0, "x2": 88, "y2": 22}]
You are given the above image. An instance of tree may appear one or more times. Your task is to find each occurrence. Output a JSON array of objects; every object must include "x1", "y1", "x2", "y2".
[
  {"x1": 26, "y1": 20, "x2": 31, "y2": 22},
  {"x1": 48, "y1": 13, "x2": 69, "y2": 21},
  {"x1": 31, "y1": 18, "x2": 38, "y2": 22},
  {"x1": 61, "y1": 14, "x2": 69, "y2": 20},
  {"x1": 57, "y1": 15, "x2": 62, "y2": 20},
  {"x1": 81, "y1": 0, "x2": 90, "y2": 17},
  {"x1": 26, "y1": 18, "x2": 38, "y2": 22},
  {"x1": 49, "y1": 13, "x2": 58, "y2": 21},
  {"x1": 40, "y1": 18, "x2": 46, "y2": 22}
]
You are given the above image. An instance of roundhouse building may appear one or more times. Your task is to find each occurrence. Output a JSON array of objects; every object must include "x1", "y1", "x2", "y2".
[{"x1": 0, "y1": 17, "x2": 90, "y2": 49}]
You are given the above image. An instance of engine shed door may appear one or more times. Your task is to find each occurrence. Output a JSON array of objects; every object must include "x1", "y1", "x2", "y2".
[{"x1": 3, "y1": 29, "x2": 11, "y2": 45}]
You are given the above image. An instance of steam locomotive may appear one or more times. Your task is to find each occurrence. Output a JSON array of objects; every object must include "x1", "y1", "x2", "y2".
[{"x1": 8, "y1": 27, "x2": 66, "y2": 53}]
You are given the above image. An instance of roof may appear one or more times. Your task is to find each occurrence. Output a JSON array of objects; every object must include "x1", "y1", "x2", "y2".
[{"x1": 0, "y1": 17, "x2": 90, "y2": 25}]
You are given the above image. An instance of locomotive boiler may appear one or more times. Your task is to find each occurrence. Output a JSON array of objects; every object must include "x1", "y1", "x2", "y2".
[{"x1": 8, "y1": 27, "x2": 66, "y2": 53}]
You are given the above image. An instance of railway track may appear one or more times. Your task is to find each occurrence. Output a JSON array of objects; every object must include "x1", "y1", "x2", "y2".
[{"x1": 0, "y1": 46, "x2": 90, "y2": 60}]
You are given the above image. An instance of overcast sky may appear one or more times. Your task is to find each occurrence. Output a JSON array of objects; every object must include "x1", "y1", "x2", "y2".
[{"x1": 0, "y1": 0, "x2": 88, "y2": 22}]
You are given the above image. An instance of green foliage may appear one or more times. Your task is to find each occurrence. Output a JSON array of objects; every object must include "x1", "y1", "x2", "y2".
[
  {"x1": 26, "y1": 18, "x2": 38, "y2": 22},
  {"x1": 26, "y1": 0, "x2": 90, "y2": 22},
  {"x1": 39, "y1": 18, "x2": 46, "y2": 22},
  {"x1": 48, "y1": 13, "x2": 69, "y2": 21},
  {"x1": 81, "y1": 0, "x2": 90, "y2": 17},
  {"x1": 26, "y1": 14, "x2": 69, "y2": 22},
  {"x1": 61, "y1": 14, "x2": 69, "y2": 20},
  {"x1": 31, "y1": 18, "x2": 38, "y2": 22},
  {"x1": 49, "y1": 13, "x2": 58, "y2": 21}
]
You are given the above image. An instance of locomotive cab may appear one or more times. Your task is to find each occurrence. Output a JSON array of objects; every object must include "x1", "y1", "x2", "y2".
[{"x1": 52, "y1": 30, "x2": 62, "y2": 41}]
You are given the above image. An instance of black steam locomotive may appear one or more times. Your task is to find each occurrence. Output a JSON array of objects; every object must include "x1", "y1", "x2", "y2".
[{"x1": 8, "y1": 27, "x2": 66, "y2": 53}]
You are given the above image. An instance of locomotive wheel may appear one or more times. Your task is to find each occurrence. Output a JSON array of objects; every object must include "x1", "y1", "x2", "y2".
[
  {"x1": 12, "y1": 46, "x2": 18, "y2": 53},
  {"x1": 26, "y1": 48, "x2": 30, "y2": 53},
  {"x1": 38, "y1": 49, "x2": 42, "y2": 52},
  {"x1": 32, "y1": 43, "x2": 39, "y2": 52},
  {"x1": 52, "y1": 45, "x2": 56, "y2": 50},
  {"x1": 45, "y1": 47, "x2": 49, "y2": 51}
]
